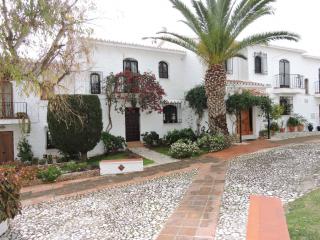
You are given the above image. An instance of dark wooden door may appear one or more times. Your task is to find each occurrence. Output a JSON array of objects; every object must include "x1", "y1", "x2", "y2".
[
  {"x1": 125, "y1": 108, "x2": 140, "y2": 141},
  {"x1": 237, "y1": 109, "x2": 253, "y2": 135},
  {"x1": 0, "y1": 131, "x2": 14, "y2": 163}
]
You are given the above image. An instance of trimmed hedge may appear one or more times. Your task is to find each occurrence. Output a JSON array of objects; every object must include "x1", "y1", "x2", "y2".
[{"x1": 47, "y1": 95, "x2": 103, "y2": 160}]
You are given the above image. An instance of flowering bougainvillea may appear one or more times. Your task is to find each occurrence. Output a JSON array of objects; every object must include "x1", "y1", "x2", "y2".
[{"x1": 103, "y1": 71, "x2": 166, "y2": 131}]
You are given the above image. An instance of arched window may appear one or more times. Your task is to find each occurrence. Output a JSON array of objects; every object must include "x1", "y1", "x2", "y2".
[
  {"x1": 123, "y1": 58, "x2": 138, "y2": 73},
  {"x1": 90, "y1": 73, "x2": 101, "y2": 94},
  {"x1": 0, "y1": 81, "x2": 13, "y2": 118},
  {"x1": 279, "y1": 59, "x2": 290, "y2": 87},
  {"x1": 254, "y1": 56, "x2": 262, "y2": 73},
  {"x1": 159, "y1": 61, "x2": 169, "y2": 79},
  {"x1": 163, "y1": 105, "x2": 178, "y2": 123}
]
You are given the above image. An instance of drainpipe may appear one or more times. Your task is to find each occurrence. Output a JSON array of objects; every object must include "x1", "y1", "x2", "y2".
[
  {"x1": 239, "y1": 111, "x2": 242, "y2": 143},
  {"x1": 267, "y1": 112, "x2": 271, "y2": 140}
]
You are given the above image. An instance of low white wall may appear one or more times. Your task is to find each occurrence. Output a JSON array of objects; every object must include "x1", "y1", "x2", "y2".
[{"x1": 100, "y1": 159, "x2": 143, "y2": 175}]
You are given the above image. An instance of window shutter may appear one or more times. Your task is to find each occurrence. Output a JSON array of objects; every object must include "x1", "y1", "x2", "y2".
[{"x1": 262, "y1": 53, "x2": 268, "y2": 74}]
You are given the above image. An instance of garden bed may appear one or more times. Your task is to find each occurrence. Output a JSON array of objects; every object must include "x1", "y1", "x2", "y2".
[{"x1": 3, "y1": 151, "x2": 155, "y2": 188}]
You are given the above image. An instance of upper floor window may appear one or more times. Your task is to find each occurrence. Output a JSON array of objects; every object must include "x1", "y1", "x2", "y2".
[
  {"x1": 123, "y1": 58, "x2": 138, "y2": 73},
  {"x1": 159, "y1": 61, "x2": 169, "y2": 79},
  {"x1": 279, "y1": 59, "x2": 290, "y2": 75},
  {"x1": 255, "y1": 56, "x2": 262, "y2": 73},
  {"x1": 254, "y1": 52, "x2": 268, "y2": 74},
  {"x1": 90, "y1": 72, "x2": 101, "y2": 94},
  {"x1": 224, "y1": 59, "x2": 233, "y2": 74}
]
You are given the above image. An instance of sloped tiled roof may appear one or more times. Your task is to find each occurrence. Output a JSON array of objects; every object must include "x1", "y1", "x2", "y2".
[{"x1": 86, "y1": 37, "x2": 186, "y2": 55}]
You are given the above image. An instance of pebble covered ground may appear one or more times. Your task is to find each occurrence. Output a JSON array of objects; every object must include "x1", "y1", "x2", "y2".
[
  {"x1": 1, "y1": 170, "x2": 197, "y2": 240},
  {"x1": 215, "y1": 143, "x2": 320, "y2": 240}
]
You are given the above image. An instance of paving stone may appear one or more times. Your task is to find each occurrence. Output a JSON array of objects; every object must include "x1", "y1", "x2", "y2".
[{"x1": 215, "y1": 142, "x2": 320, "y2": 240}]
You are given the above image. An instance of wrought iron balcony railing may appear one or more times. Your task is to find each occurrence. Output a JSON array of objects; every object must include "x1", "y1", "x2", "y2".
[
  {"x1": 0, "y1": 102, "x2": 28, "y2": 119},
  {"x1": 274, "y1": 74, "x2": 304, "y2": 89}
]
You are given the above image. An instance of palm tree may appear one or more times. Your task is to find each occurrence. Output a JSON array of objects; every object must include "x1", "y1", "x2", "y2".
[{"x1": 146, "y1": 0, "x2": 299, "y2": 134}]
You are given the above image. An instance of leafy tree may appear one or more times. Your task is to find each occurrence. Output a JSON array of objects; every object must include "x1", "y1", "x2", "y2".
[
  {"x1": 147, "y1": 0, "x2": 299, "y2": 134},
  {"x1": 185, "y1": 85, "x2": 207, "y2": 134},
  {"x1": 47, "y1": 95, "x2": 103, "y2": 161},
  {"x1": 103, "y1": 71, "x2": 165, "y2": 132},
  {"x1": 17, "y1": 136, "x2": 33, "y2": 163},
  {"x1": 0, "y1": 0, "x2": 93, "y2": 114}
]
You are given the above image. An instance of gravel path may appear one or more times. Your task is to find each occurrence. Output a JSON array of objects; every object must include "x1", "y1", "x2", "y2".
[
  {"x1": 215, "y1": 143, "x2": 320, "y2": 240},
  {"x1": 1, "y1": 170, "x2": 197, "y2": 240}
]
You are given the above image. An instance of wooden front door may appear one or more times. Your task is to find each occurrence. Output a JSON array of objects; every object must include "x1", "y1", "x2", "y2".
[
  {"x1": 0, "y1": 131, "x2": 14, "y2": 163},
  {"x1": 237, "y1": 108, "x2": 253, "y2": 135},
  {"x1": 125, "y1": 108, "x2": 140, "y2": 141}
]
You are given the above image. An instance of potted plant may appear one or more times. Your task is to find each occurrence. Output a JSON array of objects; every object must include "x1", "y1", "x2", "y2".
[
  {"x1": 287, "y1": 117, "x2": 298, "y2": 132},
  {"x1": 295, "y1": 114, "x2": 307, "y2": 132},
  {"x1": 270, "y1": 122, "x2": 280, "y2": 135},
  {"x1": 0, "y1": 169, "x2": 22, "y2": 236},
  {"x1": 308, "y1": 123, "x2": 314, "y2": 132}
]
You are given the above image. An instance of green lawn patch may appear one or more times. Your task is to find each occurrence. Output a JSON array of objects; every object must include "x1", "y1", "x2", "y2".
[
  {"x1": 87, "y1": 151, "x2": 155, "y2": 167},
  {"x1": 143, "y1": 158, "x2": 155, "y2": 166},
  {"x1": 150, "y1": 146, "x2": 170, "y2": 156},
  {"x1": 286, "y1": 188, "x2": 320, "y2": 240}
]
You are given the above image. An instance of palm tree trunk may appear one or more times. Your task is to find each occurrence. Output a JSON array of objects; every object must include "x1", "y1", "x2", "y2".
[{"x1": 205, "y1": 64, "x2": 229, "y2": 135}]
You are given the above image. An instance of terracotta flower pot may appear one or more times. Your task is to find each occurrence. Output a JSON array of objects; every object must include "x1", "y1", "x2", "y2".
[
  {"x1": 297, "y1": 125, "x2": 304, "y2": 132},
  {"x1": 288, "y1": 126, "x2": 296, "y2": 132},
  {"x1": 0, "y1": 220, "x2": 8, "y2": 236}
]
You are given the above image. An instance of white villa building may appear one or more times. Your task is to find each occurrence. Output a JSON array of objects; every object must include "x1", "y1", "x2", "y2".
[{"x1": 1, "y1": 38, "x2": 320, "y2": 162}]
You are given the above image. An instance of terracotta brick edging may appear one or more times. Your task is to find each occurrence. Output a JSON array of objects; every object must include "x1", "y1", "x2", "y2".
[
  {"x1": 247, "y1": 195, "x2": 290, "y2": 240},
  {"x1": 157, "y1": 161, "x2": 228, "y2": 240}
]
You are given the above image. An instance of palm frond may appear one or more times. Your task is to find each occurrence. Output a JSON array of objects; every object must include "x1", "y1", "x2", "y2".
[
  {"x1": 225, "y1": 31, "x2": 300, "y2": 58},
  {"x1": 144, "y1": 0, "x2": 300, "y2": 65},
  {"x1": 170, "y1": 0, "x2": 203, "y2": 35}
]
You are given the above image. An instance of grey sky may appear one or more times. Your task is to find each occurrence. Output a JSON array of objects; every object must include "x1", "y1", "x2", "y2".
[{"x1": 92, "y1": 0, "x2": 320, "y2": 55}]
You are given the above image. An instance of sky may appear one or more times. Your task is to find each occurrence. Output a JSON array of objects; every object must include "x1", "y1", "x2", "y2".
[{"x1": 91, "y1": 0, "x2": 320, "y2": 55}]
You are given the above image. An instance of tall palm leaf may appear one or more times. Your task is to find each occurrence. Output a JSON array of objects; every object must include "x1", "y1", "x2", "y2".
[{"x1": 146, "y1": 0, "x2": 299, "y2": 134}]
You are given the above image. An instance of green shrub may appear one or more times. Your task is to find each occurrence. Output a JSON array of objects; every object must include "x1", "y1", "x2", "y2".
[
  {"x1": 164, "y1": 128, "x2": 197, "y2": 145},
  {"x1": 47, "y1": 95, "x2": 103, "y2": 161},
  {"x1": 62, "y1": 161, "x2": 88, "y2": 173},
  {"x1": 17, "y1": 136, "x2": 33, "y2": 164},
  {"x1": 0, "y1": 169, "x2": 21, "y2": 222},
  {"x1": 141, "y1": 131, "x2": 160, "y2": 147},
  {"x1": 197, "y1": 133, "x2": 231, "y2": 152},
  {"x1": 169, "y1": 139, "x2": 200, "y2": 159},
  {"x1": 37, "y1": 166, "x2": 62, "y2": 183},
  {"x1": 287, "y1": 117, "x2": 299, "y2": 127},
  {"x1": 101, "y1": 132, "x2": 126, "y2": 153},
  {"x1": 270, "y1": 122, "x2": 280, "y2": 132}
]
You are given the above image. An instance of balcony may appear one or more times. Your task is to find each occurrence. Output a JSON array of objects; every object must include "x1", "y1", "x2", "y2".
[
  {"x1": 0, "y1": 102, "x2": 28, "y2": 124},
  {"x1": 273, "y1": 74, "x2": 305, "y2": 94},
  {"x1": 315, "y1": 82, "x2": 320, "y2": 97}
]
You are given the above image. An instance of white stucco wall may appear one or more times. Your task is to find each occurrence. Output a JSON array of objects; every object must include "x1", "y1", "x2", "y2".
[{"x1": 2, "y1": 41, "x2": 320, "y2": 160}]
